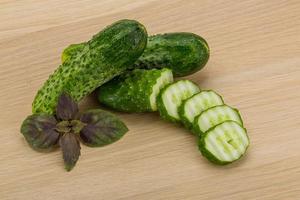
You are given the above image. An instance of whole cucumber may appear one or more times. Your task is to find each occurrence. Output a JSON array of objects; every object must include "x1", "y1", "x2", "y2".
[
  {"x1": 62, "y1": 32, "x2": 210, "y2": 77},
  {"x1": 32, "y1": 19, "x2": 148, "y2": 114},
  {"x1": 98, "y1": 68, "x2": 173, "y2": 112}
]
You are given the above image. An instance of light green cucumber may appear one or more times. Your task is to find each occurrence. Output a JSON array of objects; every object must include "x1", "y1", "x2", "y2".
[
  {"x1": 193, "y1": 105, "x2": 243, "y2": 135},
  {"x1": 32, "y1": 19, "x2": 148, "y2": 114},
  {"x1": 62, "y1": 32, "x2": 210, "y2": 77},
  {"x1": 179, "y1": 90, "x2": 224, "y2": 130},
  {"x1": 98, "y1": 68, "x2": 173, "y2": 112},
  {"x1": 198, "y1": 120, "x2": 249, "y2": 165},
  {"x1": 157, "y1": 80, "x2": 200, "y2": 122}
]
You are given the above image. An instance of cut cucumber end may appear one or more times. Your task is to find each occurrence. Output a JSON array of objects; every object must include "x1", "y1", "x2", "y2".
[
  {"x1": 194, "y1": 104, "x2": 243, "y2": 135},
  {"x1": 157, "y1": 80, "x2": 200, "y2": 122},
  {"x1": 150, "y1": 68, "x2": 173, "y2": 111},
  {"x1": 199, "y1": 120, "x2": 249, "y2": 165},
  {"x1": 179, "y1": 90, "x2": 224, "y2": 129}
]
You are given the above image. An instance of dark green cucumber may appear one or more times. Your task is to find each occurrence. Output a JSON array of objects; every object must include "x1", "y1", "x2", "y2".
[
  {"x1": 135, "y1": 33, "x2": 209, "y2": 76},
  {"x1": 157, "y1": 80, "x2": 200, "y2": 122},
  {"x1": 62, "y1": 32, "x2": 210, "y2": 77},
  {"x1": 199, "y1": 120, "x2": 249, "y2": 165},
  {"x1": 32, "y1": 19, "x2": 148, "y2": 114},
  {"x1": 193, "y1": 105, "x2": 243, "y2": 135},
  {"x1": 98, "y1": 68, "x2": 173, "y2": 112},
  {"x1": 179, "y1": 90, "x2": 224, "y2": 129}
]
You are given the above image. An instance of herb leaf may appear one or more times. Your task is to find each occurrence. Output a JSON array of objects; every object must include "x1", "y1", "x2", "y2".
[
  {"x1": 56, "y1": 92, "x2": 78, "y2": 120},
  {"x1": 59, "y1": 132, "x2": 81, "y2": 171},
  {"x1": 20, "y1": 114, "x2": 60, "y2": 151},
  {"x1": 79, "y1": 109, "x2": 128, "y2": 147}
]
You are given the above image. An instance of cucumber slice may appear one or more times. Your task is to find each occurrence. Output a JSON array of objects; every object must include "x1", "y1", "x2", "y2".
[
  {"x1": 194, "y1": 105, "x2": 243, "y2": 135},
  {"x1": 157, "y1": 80, "x2": 200, "y2": 122},
  {"x1": 98, "y1": 68, "x2": 173, "y2": 112},
  {"x1": 199, "y1": 120, "x2": 249, "y2": 165},
  {"x1": 150, "y1": 69, "x2": 174, "y2": 110},
  {"x1": 179, "y1": 90, "x2": 224, "y2": 129}
]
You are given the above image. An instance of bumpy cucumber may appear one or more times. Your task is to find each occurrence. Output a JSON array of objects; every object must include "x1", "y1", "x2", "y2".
[
  {"x1": 32, "y1": 19, "x2": 147, "y2": 114},
  {"x1": 193, "y1": 105, "x2": 243, "y2": 135},
  {"x1": 62, "y1": 32, "x2": 210, "y2": 77},
  {"x1": 179, "y1": 90, "x2": 224, "y2": 129},
  {"x1": 61, "y1": 43, "x2": 85, "y2": 63},
  {"x1": 98, "y1": 68, "x2": 173, "y2": 112},
  {"x1": 157, "y1": 80, "x2": 200, "y2": 122},
  {"x1": 135, "y1": 33, "x2": 209, "y2": 76},
  {"x1": 199, "y1": 121, "x2": 249, "y2": 165}
]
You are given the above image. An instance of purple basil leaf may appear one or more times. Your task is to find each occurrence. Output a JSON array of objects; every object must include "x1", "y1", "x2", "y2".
[
  {"x1": 56, "y1": 92, "x2": 78, "y2": 120},
  {"x1": 79, "y1": 109, "x2": 128, "y2": 147},
  {"x1": 59, "y1": 132, "x2": 81, "y2": 171},
  {"x1": 20, "y1": 114, "x2": 60, "y2": 151}
]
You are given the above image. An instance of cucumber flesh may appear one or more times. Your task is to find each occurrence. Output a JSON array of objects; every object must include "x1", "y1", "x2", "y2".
[
  {"x1": 194, "y1": 105, "x2": 243, "y2": 134},
  {"x1": 157, "y1": 80, "x2": 200, "y2": 122},
  {"x1": 150, "y1": 69, "x2": 173, "y2": 110},
  {"x1": 199, "y1": 120, "x2": 249, "y2": 164},
  {"x1": 179, "y1": 90, "x2": 224, "y2": 129}
]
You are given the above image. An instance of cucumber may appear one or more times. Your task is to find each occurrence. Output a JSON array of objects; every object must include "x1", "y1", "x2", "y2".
[
  {"x1": 32, "y1": 19, "x2": 148, "y2": 114},
  {"x1": 193, "y1": 105, "x2": 243, "y2": 135},
  {"x1": 98, "y1": 68, "x2": 173, "y2": 112},
  {"x1": 179, "y1": 90, "x2": 224, "y2": 129},
  {"x1": 62, "y1": 32, "x2": 210, "y2": 77},
  {"x1": 199, "y1": 120, "x2": 249, "y2": 165},
  {"x1": 157, "y1": 80, "x2": 200, "y2": 122},
  {"x1": 61, "y1": 43, "x2": 85, "y2": 63},
  {"x1": 135, "y1": 33, "x2": 209, "y2": 76}
]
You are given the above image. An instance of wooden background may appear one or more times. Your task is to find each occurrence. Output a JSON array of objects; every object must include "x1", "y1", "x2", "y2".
[{"x1": 1, "y1": 0, "x2": 300, "y2": 199}]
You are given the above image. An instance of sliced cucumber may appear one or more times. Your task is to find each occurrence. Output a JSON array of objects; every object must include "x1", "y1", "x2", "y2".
[
  {"x1": 199, "y1": 120, "x2": 249, "y2": 165},
  {"x1": 193, "y1": 105, "x2": 243, "y2": 135},
  {"x1": 179, "y1": 90, "x2": 224, "y2": 129},
  {"x1": 98, "y1": 68, "x2": 173, "y2": 112},
  {"x1": 157, "y1": 80, "x2": 200, "y2": 122}
]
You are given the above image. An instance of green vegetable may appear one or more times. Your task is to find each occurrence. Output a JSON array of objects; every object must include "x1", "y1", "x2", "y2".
[
  {"x1": 98, "y1": 68, "x2": 173, "y2": 112},
  {"x1": 193, "y1": 105, "x2": 243, "y2": 135},
  {"x1": 135, "y1": 33, "x2": 209, "y2": 76},
  {"x1": 179, "y1": 90, "x2": 224, "y2": 130},
  {"x1": 61, "y1": 43, "x2": 85, "y2": 63},
  {"x1": 198, "y1": 120, "x2": 249, "y2": 165},
  {"x1": 32, "y1": 19, "x2": 148, "y2": 114},
  {"x1": 62, "y1": 32, "x2": 210, "y2": 77},
  {"x1": 157, "y1": 80, "x2": 200, "y2": 122}
]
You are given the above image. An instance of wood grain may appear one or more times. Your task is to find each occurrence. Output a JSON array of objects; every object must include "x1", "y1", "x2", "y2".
[{"x1": 1, "y1": 0, "x2": 300, "y2": 199}]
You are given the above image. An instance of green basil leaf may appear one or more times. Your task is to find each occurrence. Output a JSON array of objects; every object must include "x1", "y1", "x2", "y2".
[
  {"x1": 59, "y1": 132, "x2": 81, "y2": 171},
  {"x1": 79, "y1": 109, "x2": 128, "y2": 147},
  {"x1": 56, "y1": 92, "x2": 78, "y2": 120},
  {"x1": 20, "y1": 114, "x2": 60, "y2": 151}
]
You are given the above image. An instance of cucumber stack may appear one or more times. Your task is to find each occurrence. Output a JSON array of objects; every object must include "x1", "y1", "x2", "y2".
[
  {"x1": 159, "y1": 85, "x2": 249, "y2": 164},
  {"x1": 97, "y1": 74, "x2": 249, "y2": 165}
]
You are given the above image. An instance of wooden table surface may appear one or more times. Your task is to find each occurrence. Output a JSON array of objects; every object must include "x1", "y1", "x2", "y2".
[{"x1": 1, "y1": 0, "x2": 300, "y2": 199}]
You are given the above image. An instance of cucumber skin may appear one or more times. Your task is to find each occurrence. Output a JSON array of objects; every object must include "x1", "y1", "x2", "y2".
[
  {"x1": 32, "y1": 19, "x2": 148, "y2": 114},
  {"x1": 61, "y1": 43, "x2": 85, "y2": 63},
  {"x1": 98, "y1": 68, "x2": 172, "y2": 112},
  {"x1": 62, "y1": 32, "x2": 209, "y2": 77},
  {"x1": 135, "y1": 33, "x2": 209, "y2": 77},
  {"x1": 192, "y1": 105, "x2": 244, "y2": 136},
  {"x1": 198, "y1": 120, "x2": 249, "y2": 165},
  {"x1": 156, "y1": 80, "x2": 199, "y2": 123},
  {"x1": 178, "y1": 90, "x2": 224, "y2": 131}
]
